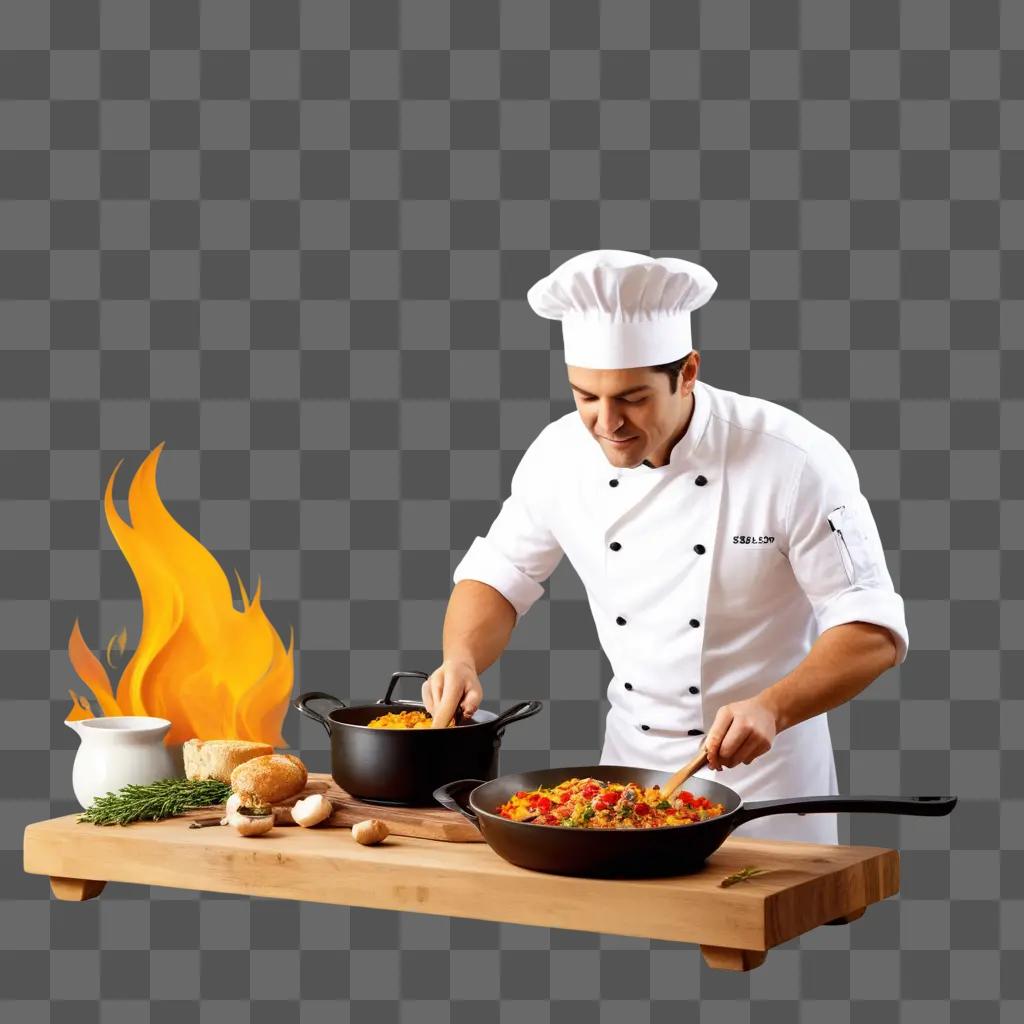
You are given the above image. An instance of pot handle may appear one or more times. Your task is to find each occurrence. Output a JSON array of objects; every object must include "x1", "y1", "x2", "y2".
[
  {"x1": 433, "y1": 779, "x2": 484, "y2": 830},
  {"x1": 293, "y1": 691, "x2": 346, "y2": 738},
  {"x1": 733, "y1": 794, "x2": 957, "y2": 828},
  {"x1": 382, "y1": 671, "x2": 430, "y2": 705},
  {"x1": 489, "y1": 700, "x2": 543, "y2": 736}
]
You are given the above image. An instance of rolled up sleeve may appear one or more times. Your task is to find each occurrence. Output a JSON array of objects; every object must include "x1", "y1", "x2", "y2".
[
  {"x1": 452, "y1": 438, "x2": 564, "y2": 620},
  {"x1": 784, "y1": 437, "x2": 909, "y2": 664}
]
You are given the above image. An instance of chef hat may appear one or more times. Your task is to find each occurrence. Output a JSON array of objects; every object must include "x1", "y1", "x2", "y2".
[{"x1": 526, "y1": 249, "x2": 717, "y2": 369}]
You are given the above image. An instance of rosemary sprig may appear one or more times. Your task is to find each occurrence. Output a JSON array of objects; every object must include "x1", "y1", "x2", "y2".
[
  {"x1": 77, "y1": 778, "x2": 232, "y2": 826},
  {"x1": 719, "y1": 865, "x2": 770, "y2": 888}
]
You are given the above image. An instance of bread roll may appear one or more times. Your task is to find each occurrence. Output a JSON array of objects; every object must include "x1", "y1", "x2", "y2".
[
  {"x1": 230, "y1": 753, "x2": 308, "y2": 807},
  {"x1": 183, "y1": 739, "x2": 274, "y2": 783}
]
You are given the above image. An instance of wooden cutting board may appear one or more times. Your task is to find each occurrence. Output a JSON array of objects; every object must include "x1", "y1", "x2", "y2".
[
  {"x1": 179, "y1": 772, "x2": 484, "y2": 843},
  {"x1": 24, "y1": 807, "x2": 900, "y2": 972}
]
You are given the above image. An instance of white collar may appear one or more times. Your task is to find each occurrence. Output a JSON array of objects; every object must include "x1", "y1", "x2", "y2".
[{"x1": 576, "y1": 379, "x2": 713, "y2": 478}]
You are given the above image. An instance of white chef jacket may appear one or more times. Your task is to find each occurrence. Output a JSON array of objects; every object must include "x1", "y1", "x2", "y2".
[{"x1": 452, "y1": 379, "x2": 909, "y2": 844}]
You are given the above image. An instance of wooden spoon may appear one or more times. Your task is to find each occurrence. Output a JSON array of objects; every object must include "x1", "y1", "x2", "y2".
[{"x1": 660, "y1": 745, "x2": 709, "y2": 803}]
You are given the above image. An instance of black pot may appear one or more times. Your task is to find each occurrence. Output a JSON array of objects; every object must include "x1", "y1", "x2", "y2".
[
  {"x1": 434, "y1": 764, "x2": 957, "y2": 878},
  {"x1": 294, "y1": 671, "x2": 543, "y2": 806}
]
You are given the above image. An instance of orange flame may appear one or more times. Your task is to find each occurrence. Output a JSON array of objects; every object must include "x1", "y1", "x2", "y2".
[{"x1": 66, "y1": 443, "x2": 294, "y2": 746}]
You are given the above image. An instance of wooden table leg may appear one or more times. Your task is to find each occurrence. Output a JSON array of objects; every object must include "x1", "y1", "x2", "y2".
[
  {"x1": 50, "y1": 876, "x2": 106, "y2": 901},
  {"x1": 700, "y1": 945, "x2": 767, "y2": 972},
  {"x1": 824, "y1": 906, "x2": 866, "y2": 926}
]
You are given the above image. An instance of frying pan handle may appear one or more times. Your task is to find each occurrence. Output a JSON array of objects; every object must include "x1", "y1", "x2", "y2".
[
  {"x1": 433, "y1": 779, "x2": 483, "y2": 830},
  {"x1": 489, "y1": 700, "x2": 543, "y2": 736},
  {"x1": 293, "y1": 691, "x2": 346, "y2": 738},
  {"x1": 734, "y1": 794, "x2": 957, "y2": 827},
  {"x1": 382, "y1": 671, "x2": 430, "y2": 705}
]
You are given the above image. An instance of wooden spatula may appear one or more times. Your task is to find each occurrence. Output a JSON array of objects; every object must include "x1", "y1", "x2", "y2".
[{"x1": 660, "y1": 744, "x2": 709, "y2": 803}]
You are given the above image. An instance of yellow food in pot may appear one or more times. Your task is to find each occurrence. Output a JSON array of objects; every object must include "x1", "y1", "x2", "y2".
[{"x1": 367, "y1": 710, "x2": 455, "y2": 729}]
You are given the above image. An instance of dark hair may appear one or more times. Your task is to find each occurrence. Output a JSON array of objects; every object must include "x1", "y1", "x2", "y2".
[{"x1": 649, "y1": 351, "x2": 693, "y2": 392}]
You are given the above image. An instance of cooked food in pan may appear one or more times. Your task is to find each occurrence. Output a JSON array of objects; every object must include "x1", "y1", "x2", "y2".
[
  {"x1": 495, "y1": 777, "x2": 726, "y2": 829},
  {"x1": 367, "y1": 709, "x2": 455, "y2": 729}
]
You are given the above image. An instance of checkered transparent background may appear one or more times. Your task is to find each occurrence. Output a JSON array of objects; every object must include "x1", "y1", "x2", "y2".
[{"x1": 1, "y1": 0, "x2": 1021, "y2": 1020}]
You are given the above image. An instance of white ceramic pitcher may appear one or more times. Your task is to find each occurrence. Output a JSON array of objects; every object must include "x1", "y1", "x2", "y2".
[{"x1": 66, "y1": 716, "x2": 180, "y2": 809}]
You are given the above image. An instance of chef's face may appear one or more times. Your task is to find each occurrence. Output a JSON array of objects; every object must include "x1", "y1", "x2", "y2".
[{"x1": 567, "y1": 353, "x2": 700, "y2": 468}]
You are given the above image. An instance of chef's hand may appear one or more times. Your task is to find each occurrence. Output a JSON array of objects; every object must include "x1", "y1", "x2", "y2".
[
  {"x1": 422, "y1": 659, "x2": 483, "y2": 727},
  {"x1": 704, "y1": 697, "x2": 777, "y2": 770}
]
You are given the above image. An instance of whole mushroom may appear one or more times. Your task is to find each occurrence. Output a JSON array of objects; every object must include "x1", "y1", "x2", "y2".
[
  {"x1": 227, "y1": 804, "x2": 275, "y2": 837},
  {"x1": 352, "y1": 818, "x2": 389, "y2": 845}
]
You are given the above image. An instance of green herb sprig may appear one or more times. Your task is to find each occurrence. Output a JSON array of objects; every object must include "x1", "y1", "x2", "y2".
[
  {"x1": 77, "y1": 778, "x2": 232, "y2": 826},
  {"x1": 719, "y1": 865, "x2": 770, "y2": 888}
]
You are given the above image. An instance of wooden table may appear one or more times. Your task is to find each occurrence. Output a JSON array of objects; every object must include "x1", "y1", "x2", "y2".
[{"x1": 23, "y1": 812, "x2": 898, "y2": 972}]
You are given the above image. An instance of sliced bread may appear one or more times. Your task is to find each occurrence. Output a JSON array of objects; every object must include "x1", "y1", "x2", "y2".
[{"x1": 183, "y1": 739, "x2": 274, "y2": 784}]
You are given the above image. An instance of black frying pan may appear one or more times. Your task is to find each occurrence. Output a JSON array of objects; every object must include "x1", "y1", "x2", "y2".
[{"x1": 434, "y1": 764, "x2": 957, "y2": 878}]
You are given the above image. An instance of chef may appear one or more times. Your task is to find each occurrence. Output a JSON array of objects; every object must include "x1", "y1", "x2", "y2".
[{"x1": 423, "y1": 249, "x2": 909, "y2": 843}]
